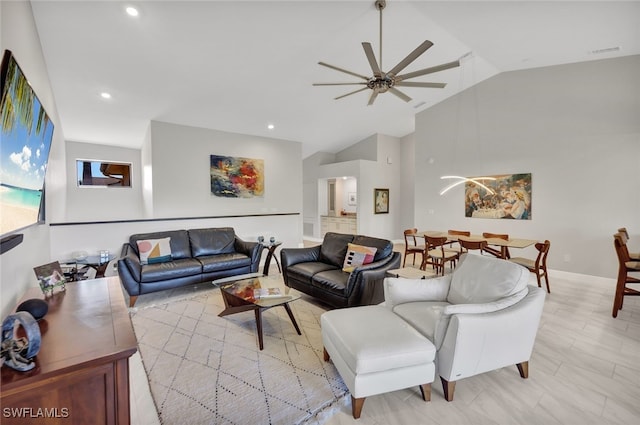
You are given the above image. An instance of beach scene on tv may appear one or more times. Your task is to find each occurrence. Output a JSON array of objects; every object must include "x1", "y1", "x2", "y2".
[{"x1": 0, "y1": 52, "x2": 54, "y2": 236}]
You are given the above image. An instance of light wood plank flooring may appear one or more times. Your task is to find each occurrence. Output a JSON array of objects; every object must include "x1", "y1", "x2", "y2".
[{"x1": 128, "y1": 263, "x2": 640, "y2": 424}]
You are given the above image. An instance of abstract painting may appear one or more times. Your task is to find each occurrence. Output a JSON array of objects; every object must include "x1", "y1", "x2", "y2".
[
  {"x1": 210, "y1": 155, "x2": 264, "y2": 198},
  {"x1": 465, "y1": 173, "x2": 532, "y2": 220}
]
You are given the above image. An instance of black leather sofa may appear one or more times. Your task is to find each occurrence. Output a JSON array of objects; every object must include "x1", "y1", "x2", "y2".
[
  {"x1": 118, "y1": 227, "x2": 261, "y2": 306},
  {"x1": 280, "y1": 232, "x2": 401, "y2": 308}
]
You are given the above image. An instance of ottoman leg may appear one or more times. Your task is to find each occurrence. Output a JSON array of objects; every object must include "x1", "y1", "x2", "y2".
[
  {"x1": 323, "y1": 347, "x2": 330, "y2": 362},
  {"x1": 351, "y1": 396, "x2": 365, "y2": 419},
  {"x1": 419, "y1": 383, "x2": 431, "y2": 401}
]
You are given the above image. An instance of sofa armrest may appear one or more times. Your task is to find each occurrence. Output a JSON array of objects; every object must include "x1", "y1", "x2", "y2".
[
  {"x1": 437, "y1": 285, "x2": 546, "y2": 382},
  {"x1": 345, "y1": 252, "x2": 402, "y2": 305},
  {"x1": 117, "y1": 243, "x2": 142, "y2": 296},
  {"x1": 280, "y1": 246, "x2": 321, "y2": 269},
  {"x1": 234, "y1": 237, "x2": 262, "y2": 271}
]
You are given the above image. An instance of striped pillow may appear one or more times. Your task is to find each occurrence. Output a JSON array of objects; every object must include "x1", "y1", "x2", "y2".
[
  {"x1": 137, "y1": 237, "x2": 172, "y2": 265},
  {"x1": 342, "y1": 243, "x2": 377, "y2": 273}
]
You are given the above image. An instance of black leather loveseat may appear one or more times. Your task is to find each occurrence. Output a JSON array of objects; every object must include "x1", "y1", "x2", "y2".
[
  {"x1": 118, "y1": 227, "x2": 261, "y2": 306},
  {"x1": 280, "y1": 232, "x2": 401, "y2": 308}
]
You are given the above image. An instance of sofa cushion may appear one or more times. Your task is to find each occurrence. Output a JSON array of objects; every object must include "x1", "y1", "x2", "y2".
[
  {"x1": 130, "y1": 230, "x2": 191, "y2": 260},
  {"x1": 198, "y1": 253, "x2": 252, "y2": 273},
  {"x1": 189, "y1": 227, "x2": 236, "y2": 257},
  {"x1": 137, "y1": 237, "x2": 172, "y2": 265},
  {"x1": 352, "y1": 235, "x2": 393, "y2": 262},
  {"x1": 342, "y1": 243, "x2": 377, "y2": 272},
  {"x1": 286, "y1": 262, "x2": 338, "y2": 282},
  {"x1": 447, "y1": 253, "x2": 529, "y2": 305},
  {"x1": 319, "y1": 233, "x2": 355, "y2": 268},
  {"x1": 312, "y1": 269, "x2": 349, "y2": 293},
  {"x1": 139, "y1": 258, "x2": 203, "y2": 283}
]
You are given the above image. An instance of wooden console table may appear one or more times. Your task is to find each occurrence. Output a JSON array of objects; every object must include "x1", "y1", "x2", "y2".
[{"x1": 1, "y1": 277, "x2": 137, "y2": 424}]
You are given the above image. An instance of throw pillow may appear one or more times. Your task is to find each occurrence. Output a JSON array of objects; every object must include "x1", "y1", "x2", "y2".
[
  {"x1": 342, "y1": 243, "x2": 377, "y2": 273},
  {"x1": 137, "y1": 237, "x2": 172, "y2": 265}
]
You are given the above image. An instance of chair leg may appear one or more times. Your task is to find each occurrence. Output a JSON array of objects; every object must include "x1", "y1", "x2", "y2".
[
  {"x1": 612, "y1": 269, "x2": 627, "y2": 318},
  {"x1": 323, "y1": 347, "x2": 330, "y2": 362},
  {"x1": 535, "y1": 271, "x2": 542, "y2": 289},
  {"x1": 543, "y1": 270, "x2": 551, "y2": 293},
  {"x1": 351, "y1": 396, "x2": 365, "y2": 419},
  {"x1": 418, "y1": 383, "x2": 431, "y2": 401},
  {"x1": 516, "y1": 361, "x2": 529, "y2": 378},
  {"x1": 128, "y1": 295, "x2": 138, "y2": 307},
  {"x1": 440, "y1": 377, "x2": 455, "y2": 402}
]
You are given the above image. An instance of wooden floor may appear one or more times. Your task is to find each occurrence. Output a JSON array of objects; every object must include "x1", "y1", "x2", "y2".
[{"x1": 127, "y1": 260, "x2": 640, "y2": 425}]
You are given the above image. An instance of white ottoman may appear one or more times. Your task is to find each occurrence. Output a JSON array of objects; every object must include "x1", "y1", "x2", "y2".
[{"x1": 321, "y1": 305, "x2": 436, "y2": 419}]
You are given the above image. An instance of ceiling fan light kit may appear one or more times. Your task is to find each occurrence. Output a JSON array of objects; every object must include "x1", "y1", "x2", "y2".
[{"x1": 314, "y1": 0, "x2": 460, "y2": 105}]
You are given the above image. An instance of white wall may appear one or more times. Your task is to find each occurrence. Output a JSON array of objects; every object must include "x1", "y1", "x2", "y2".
[
  {"x1": 64, "y1": 141, "x2": 144, "y2": 221},
  {"x1": 412, "y1": 55, "x2": 640, "y2": 278},
  {"x1": 0, "y1": 1, "x2": 65, "y2": 317}
]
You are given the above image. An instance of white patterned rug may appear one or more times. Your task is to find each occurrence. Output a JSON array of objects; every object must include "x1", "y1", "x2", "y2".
[{"x1": 130, "y1": 284, "x2": 348, "y2": 425}]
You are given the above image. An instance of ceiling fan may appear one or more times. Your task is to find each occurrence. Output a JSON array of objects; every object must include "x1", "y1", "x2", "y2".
[{"x1": 313, "y1": 0, "x2": 460, "y2": 106}]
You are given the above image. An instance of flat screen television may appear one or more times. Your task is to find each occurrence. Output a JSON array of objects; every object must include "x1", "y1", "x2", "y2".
[{"x1": 0, "y1": 49, "x2": 55, "y2": 242}]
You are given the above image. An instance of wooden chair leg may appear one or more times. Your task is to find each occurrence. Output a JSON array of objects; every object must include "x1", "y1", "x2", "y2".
[
  {"x1": 543, "y1": 270, "x2": 551, "y2": 293},
  {"x1": 612, "y1": 269, "x2": 626, "y2": 318},
  {"x1": 351, "y1": 396, "x2": 365, "y2": 419},
  {"x1": 323, "y1": 347, "x2": 330, "y2": 362},
  {"x1": 128, "y1": 295, "x2": 138, "y2": 307},
  {"x1": 517, "y1": 361, "x2": 529, "y2": 378},
  {"x1": 440, "y1": 377, "x2": 455, "y2": 402},
  {"x1": 418, "y1": 383, "x2": 431, "y2": 401}
]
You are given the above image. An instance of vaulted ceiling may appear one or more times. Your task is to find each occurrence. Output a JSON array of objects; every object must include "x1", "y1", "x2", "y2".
[{"x1": 30, "y1": 1, "x2": 640, "y2": 157}]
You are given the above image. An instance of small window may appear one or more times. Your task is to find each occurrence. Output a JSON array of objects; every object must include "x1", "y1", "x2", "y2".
[{"x1": 76, "y1": 160, "x2": 132, "y2": 187}]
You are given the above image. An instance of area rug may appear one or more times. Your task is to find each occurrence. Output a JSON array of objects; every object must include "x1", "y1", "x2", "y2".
[{"x1": 130, "y1": 286, "x2": 349, "y2": 425}]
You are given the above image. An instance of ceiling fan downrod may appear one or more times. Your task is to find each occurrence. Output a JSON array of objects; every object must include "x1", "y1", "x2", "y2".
[{"x1": 376, "y1": 0, "x2": 385, "y2": 71}]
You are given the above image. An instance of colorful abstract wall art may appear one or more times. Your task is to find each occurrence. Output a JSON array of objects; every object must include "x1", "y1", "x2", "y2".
[
  {"x1": 465, "y1": 173, "x2": 532, "y2": 220},
  {"x1": 210, "y1": 155, "x2": 264, "y2": 198}
]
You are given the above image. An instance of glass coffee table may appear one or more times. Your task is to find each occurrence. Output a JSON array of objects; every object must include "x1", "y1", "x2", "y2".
[{"x1": 215, "y1": 273, "x2": 301, "y2": 350}]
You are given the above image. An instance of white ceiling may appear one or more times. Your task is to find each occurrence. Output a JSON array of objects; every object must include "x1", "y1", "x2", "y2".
[{"x1": 30, "y1": 1, "x2": 640, "y2": 158}]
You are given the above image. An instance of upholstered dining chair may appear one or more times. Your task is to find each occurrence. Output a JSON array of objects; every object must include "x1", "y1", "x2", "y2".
[
  {"x1": 509, "y1": 240, "x2": 551, "y2": 293},
  {"x1": 611, "y1": 232, "x2": 640, "y2": 318},
  {"x1": 424, "y1": 235, "x2": 459, "y2": 275},
  {"x1": 458, "y1": 237, "x2": 488, "y2": 256},
  {"x1": 403, "y1": 228, "x2": 426, "y2": 267},
  {"x1": 482, "y1": 232, "x2": 511, "y2": 259},
  {"x1": 618, "y1": 228, "x2": 640, "y2": 260}
]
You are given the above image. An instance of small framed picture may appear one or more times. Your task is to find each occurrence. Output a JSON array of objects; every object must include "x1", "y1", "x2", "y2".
[
  {"x1": 348, "y1": 192, "x2": 357, "y2": 206},
  {"x1": 34, "y1": 261, "x2": 66, "y2": 296},
  {"x1": 374, "y1": 188, "x2": 389, "y2": 214}
]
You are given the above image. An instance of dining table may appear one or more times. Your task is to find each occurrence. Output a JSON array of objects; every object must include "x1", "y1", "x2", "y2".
[{"x1": 420, "y1": 231, "x2": 539, "y2": 260}]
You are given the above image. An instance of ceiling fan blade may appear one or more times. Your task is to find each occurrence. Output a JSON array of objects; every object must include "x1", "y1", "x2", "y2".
[
  {"x1": 362, "y1": 42, "x2": 382, "y2": 78},
  {"x1": 388, "y1": 87, "x2": 412, "y2": 103},
  {"x1": 396, "y1": 60, "x2": 460, "y2": 81},
  {"x1": 335, "y1": 87, "x2": 369, "y2": 100},
  {"x1": 318, "y1": 62, "x2": 369, "y2": 80},
  {"x1": 395, "y1": 81, "x2": 446, "y2": 88},
  {"x1": 367, "y1": 89, "x2": 379, "y2": 106},
  {"x1": 313, "y1": 82, "x2": 368, "y2": 86},
  {"x1": 387, "y1": 40, "x2": 433, "y2": 77}
]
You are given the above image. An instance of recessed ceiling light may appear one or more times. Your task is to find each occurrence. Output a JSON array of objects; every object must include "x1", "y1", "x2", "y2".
[
  {"x1": 100, "y1": 92, "x2": 111, "y2": 99},
  {"x1": 126, "y1": 7, "x2": 139, "y2": 17},
  {"x1": 267, "y1": 124, "x2": 275, "y2": 130}
]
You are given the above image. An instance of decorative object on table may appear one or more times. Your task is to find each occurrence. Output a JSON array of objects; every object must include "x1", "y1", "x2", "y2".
[
  {"x1": 269, "y1": 236, "x2": 276, "y2": 244},
  {"x1": 33, "y1": 261, "x2": 66, "y2": 296},
  {"x1": 257, "y1": 235, "x2": 264, "y2": 243},
  {"x1": 73, "y1": 250, "x2": 88, "y2": 261},
  {"x1": 99, "y1": 250, "x2": 110, "y2": 263},
  {"x1": 16, "y1": 299, "x2": 48, "y2": 321},
  {"x1": 210, "y1": 155, "x2": 264, "y2": 198},
  {"x1": 465, "y1": 173, "x2": 532, "y2": 220},
  {"x1": 374, "y1": 188, "x2": 389, "y2": 214},
  {"x1": 1, "y1": 311, "x2": 41, "y2": 372}
]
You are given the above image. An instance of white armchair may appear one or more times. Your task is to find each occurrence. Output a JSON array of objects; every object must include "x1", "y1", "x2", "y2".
[{"x1": 384, "y1": 253, "x2": 546, "y2": 401}]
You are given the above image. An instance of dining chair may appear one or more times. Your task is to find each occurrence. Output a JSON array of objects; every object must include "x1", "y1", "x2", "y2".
[
  {"x1": 423, "y1": 235, "x2": 459, "y2": 276},
  {"x1": 447, "y1": 230, "x2": 471, "y2": 254},
  {"x1": 458, "y1": 237, "x2": 488, "y2": 256},
  {"x1": 482, "y1": 232, "x2": 511, "y2": 259},
  {"x1": 403, "y1": 228, "x2": 426, "y2": 267},
  {"x1": 508, "y1": 240, "x2": 551, "y2": 293},
  {"x1": 611, "y1": 232, "x2": 640, "y2": 318},
  {"x1": 617, "y1": 228, "x2": 640, "y2": 260}
]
